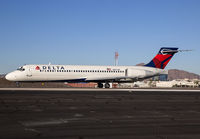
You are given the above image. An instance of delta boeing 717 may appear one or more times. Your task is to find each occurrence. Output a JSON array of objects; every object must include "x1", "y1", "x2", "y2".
[{"x1": 6, "y1": 47, "x2": 179, "y2": 88}]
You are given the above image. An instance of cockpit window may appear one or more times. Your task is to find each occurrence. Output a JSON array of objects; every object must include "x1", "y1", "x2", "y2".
[{"x1": 17, "y1": 67, "x2": 25, "y2": 71}]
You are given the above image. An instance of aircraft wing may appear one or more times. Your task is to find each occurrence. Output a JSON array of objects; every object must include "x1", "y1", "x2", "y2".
[{"x1": 86, "y1": 76, "x2": 142, "y2": 83}]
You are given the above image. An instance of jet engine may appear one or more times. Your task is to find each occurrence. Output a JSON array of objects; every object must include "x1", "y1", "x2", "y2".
[{"x1": 126, "y1": 68, "x2": 154, "y2": 79}]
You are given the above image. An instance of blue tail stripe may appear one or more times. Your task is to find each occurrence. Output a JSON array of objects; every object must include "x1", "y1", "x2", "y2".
[
  {"x1": 145, "y1": 60, "x2": 155, "y2": 68},
  {"x1": 161, "y1": 55, "x2": 172, "y2": 69}
]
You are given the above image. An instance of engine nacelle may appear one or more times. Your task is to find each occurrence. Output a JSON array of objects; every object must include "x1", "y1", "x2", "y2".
[{"x1": 126, "y1": 68, "x2": 154, "y2": 79}]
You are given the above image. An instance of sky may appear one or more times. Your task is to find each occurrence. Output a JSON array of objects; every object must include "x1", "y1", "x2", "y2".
[{"x1": 0, "y1": 0, "x2": 200, "y2": 75}]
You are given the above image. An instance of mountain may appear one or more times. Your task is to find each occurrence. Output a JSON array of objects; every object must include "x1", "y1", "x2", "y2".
[
  {"x1": 136, "y1": 63, "x2": 145, "y2": 66},
  {"x1": 136, "y1": 63, "x2": 200, "y2": 80},
  {"x1": 168, "y1": 69, "x2": 200, "y2": 80}
]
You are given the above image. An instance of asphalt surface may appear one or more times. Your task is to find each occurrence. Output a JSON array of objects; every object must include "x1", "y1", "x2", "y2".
[{"x1": 1, "y1": 89, "x2": 200, "y2": 139}]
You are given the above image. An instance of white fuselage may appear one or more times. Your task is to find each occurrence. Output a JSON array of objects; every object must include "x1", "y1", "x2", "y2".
[{"x1": 5, "y1": 64, "x2": 167, "y2": 82}]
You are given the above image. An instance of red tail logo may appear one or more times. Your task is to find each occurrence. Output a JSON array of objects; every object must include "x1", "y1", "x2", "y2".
[
  {"x1": 145, "y1": 47, "x2": 178, "y2": 69},
  {"x1": 35, "y1": 66, "x2": 40, "y2": 70}
]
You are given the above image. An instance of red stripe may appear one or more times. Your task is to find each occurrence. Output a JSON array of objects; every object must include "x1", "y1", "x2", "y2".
[{"x1": 152, "y1": 54, "x2": 172, "y2": 69}]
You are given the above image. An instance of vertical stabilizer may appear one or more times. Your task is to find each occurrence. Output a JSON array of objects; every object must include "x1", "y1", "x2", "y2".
[{"x1": 144, "y1": 47, "x2": 178, "y2": 69}]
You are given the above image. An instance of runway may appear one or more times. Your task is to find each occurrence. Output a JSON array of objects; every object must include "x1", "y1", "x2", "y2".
[
  {"x1": 1, "y1": 89, "x2": 200, "y2": 139},
  {"x1": 1, "y1": 87, "x2": 200, "y2": 92}
]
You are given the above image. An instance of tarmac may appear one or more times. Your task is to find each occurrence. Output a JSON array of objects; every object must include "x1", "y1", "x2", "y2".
[{"x1": 1, "y1": 88, "x2": 200, "y2": 139}]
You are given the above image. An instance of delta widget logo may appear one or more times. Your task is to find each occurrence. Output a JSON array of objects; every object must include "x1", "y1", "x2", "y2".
[{"x1": 35, "y1": 66, "x2": 40, "y2": 70}]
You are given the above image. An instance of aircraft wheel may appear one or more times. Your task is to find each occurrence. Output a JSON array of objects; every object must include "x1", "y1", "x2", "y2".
[
  {"x1": 105, "y1": 83, "x2": 110, "y2": 88},
  {"x1": 98, "y1": 83, "x2": 103, "y2": 88}
]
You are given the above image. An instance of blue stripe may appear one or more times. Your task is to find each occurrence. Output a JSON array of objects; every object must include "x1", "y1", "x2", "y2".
[{"x1": 161, "y1": 55, "x2": 172, "y2": 69}]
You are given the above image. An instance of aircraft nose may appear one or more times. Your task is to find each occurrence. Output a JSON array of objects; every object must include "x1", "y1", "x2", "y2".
[{"x1": 5, "y1": 73, "x2": 16, "y2": 81}]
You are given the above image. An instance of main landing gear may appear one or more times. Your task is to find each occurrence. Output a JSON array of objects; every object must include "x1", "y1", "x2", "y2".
[
  {"x1": 97, "y1": 83, "x2": 103, "y2": 88},
  {"x1": 105, "y1": 83, "x2": 110, "y2": 88},
  {"x1": 97, "y1": 82, "x2": 110, "y2": 88}
]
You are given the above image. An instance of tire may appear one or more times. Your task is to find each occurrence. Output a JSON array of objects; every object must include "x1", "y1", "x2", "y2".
[
  {"x1": 105, "y1": 83, "x2": 110, "y2": 88},
  {"x1": 98, "y1": 83, "x2": 103, "y2": 88}
]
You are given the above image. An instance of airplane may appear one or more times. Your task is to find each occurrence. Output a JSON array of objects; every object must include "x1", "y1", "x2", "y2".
[{"x1": 5, "y1": 47, "x2": 179, "y2": 88}]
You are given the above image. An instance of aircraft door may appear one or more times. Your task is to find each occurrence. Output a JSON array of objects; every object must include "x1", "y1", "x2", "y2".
[
  {"x1": 125, "y1": 69, "x2": 128, "y2": 76},
  {"x1": 26, "y1": 67, "x2": 32, "y2": 77}
]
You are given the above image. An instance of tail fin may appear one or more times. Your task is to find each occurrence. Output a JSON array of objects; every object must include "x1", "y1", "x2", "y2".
[{"x1": 144, "y1": 47, "x2": 178, "y2": 69}]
